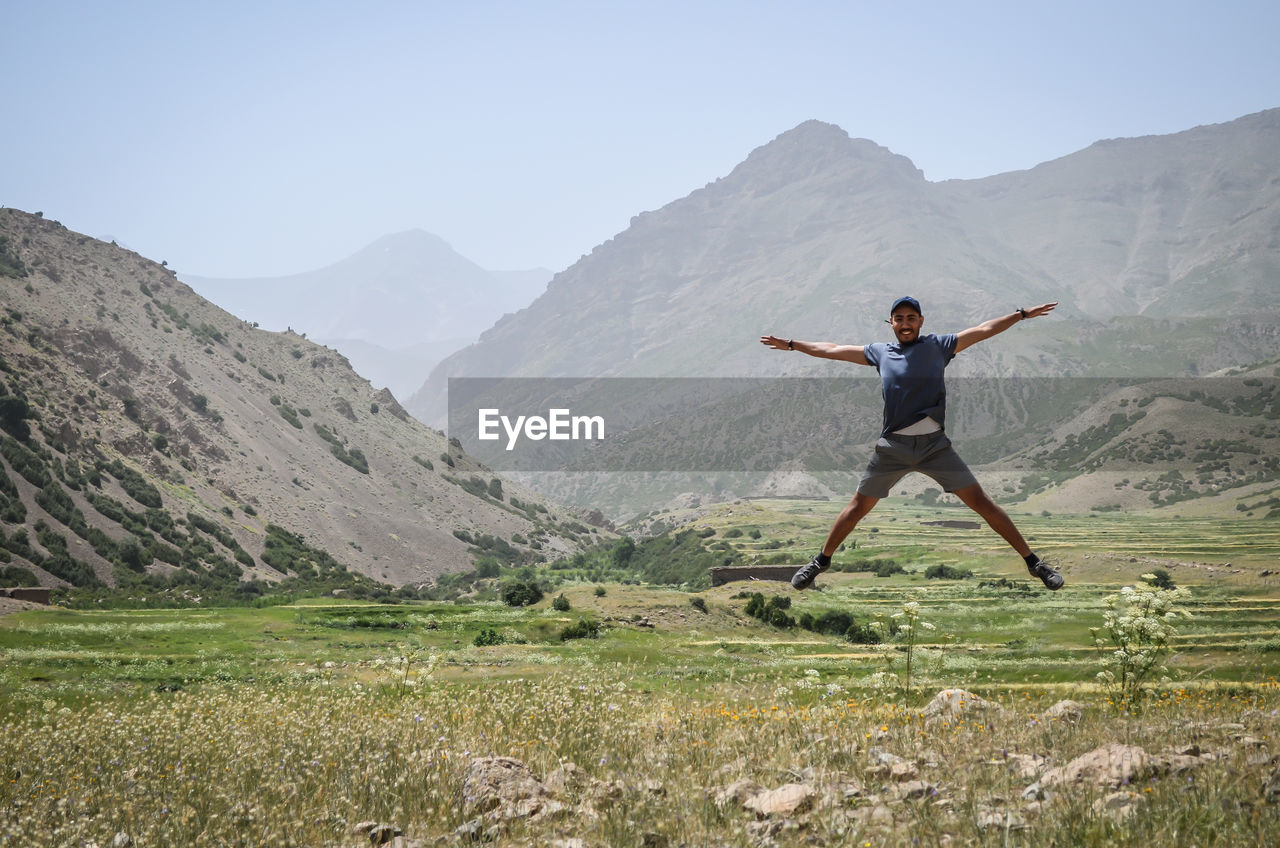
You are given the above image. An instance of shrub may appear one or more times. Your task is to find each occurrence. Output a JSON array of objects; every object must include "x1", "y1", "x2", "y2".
[
  {"x1": 690, "y1": 596, "x2": 708, "y2": 613},
  {"x1": 594, "y1": 586, "x2": 606, "y2": 597},
  {"x1": 559, "y1": 618, "x2": 601, "y2": 641},
  {"x1": 0, "y1": 564, "x2": 38, "y2": 586},
  {"x1": 0, "y1": 395, "x2": 31, "y2": 441},
  {"x1": 924, "y1": 563, "x2": 973, "y2": 580},
  {"x1": 473, "y1": 627, "x2": 505, "y2": 647},
  {"x1": 552, "y1": 593, "x2": 571, "y2": 612},
  {"x1": 744, "y1": 592, "x2": 794, "y2": 628},
  {"x1": 502, "y1": 580, "x2": 543, "y2": 607}
]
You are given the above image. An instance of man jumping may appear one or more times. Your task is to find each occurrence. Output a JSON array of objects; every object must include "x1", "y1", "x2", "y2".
[{"x1": 760, "y1": 296, "x2": 1064, "y2": 591}]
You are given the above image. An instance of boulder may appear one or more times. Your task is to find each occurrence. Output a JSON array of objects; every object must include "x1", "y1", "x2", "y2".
[
  {"x1": 921, "y1": 689, "x2": 1007, "y2": 722},
  {"x1": 744, "y1": 783, "x2": 816, "y2": 817},
  {"x1": 1093, "y1": 790, "x2": 1144, "y2": 820},
  {"x1": 1042, "y1": 700, "x2": 1085, "y2": 723},
  {"x1": 713, "y1": 779, "x2": 765, "y2": 807},
  {"x1": 461, "y1": 756, "x2": 563, "y2": 821},
  {"x1": 1040, "y1": 744, "x2": 1152, "y2": 788}
]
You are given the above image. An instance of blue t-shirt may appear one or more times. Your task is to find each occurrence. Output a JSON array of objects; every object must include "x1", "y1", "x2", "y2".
[{"x1": 863, "y1": 333, "x2": 959, "y2": 437}]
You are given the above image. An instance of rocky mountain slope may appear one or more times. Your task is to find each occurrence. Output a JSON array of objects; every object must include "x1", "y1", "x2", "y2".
[
  {"x1": 186, "y1": 230, "x2": 550, "y2": 399},
  {"x1": 409, "y1": 109, "x2": 1280, "y2": 424},
  {"x1": 0, "y1": 209, "x2": 602, "y2": 594}
]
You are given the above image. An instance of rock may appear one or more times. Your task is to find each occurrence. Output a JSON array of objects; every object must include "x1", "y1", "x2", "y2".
[
  {"x1": 1150, "y1": 753, "x2": 1208, "y2": 775},
  {"x1": 1264, "y1": 766, "x2": 1280, "y2": 802},
  {"x1": 895, "y1": 780, "x2": 936, "y2": 801},
  {"x1": 461, "y1": 756, "x2": 560, "y2": 821},
  {"x1": 452, "y1": 817, "x2": 497, "y2": 843},
  {"x1": 1021, "y1": 782, "x2": 1050, "y2": 802},
  {"x1": 921, "y1": 689, "x2": 1007, "y2": 722},
  {"x1": 976, "y1": 808, "x2": 1027, "y2": 830},
  {"x1": 1040, "y1": 744, "x2": 1152, "y2": 788},
  {"x1": 1042, "y1": 700, "x2": 1085, "y2": 723},
  {"x1": 639, "y1": 778, "x2": 666, "y2": 796},
  {"x1": 850, "y1": 804, "x2": 895, "y2": 825},
  {"x1": 1236, "y1": 734, "x2": 1268, "y2": 748},
  {"x1": 1093, "y1": 790, "x2": 1144, "y2": 819},
  {"x1": 351, "y1": 822, "x2": 401, "y2": 845},
  {"x1": 744, "y1": 783, "x2": 816, "y2": 817},
  {"x1": 112, "y1": 834, "x2": 132, "y2": 848},
  {"x1": 712, "y1": 779, "x2": 765, "y2": 807},
  {"x1": 1001, "y1": 752, "x2": 1049, "y2": 780},
  {"x1": 889, "y1": 761, "x2": 919, "y2": 782},
  {"x1": 587, "y1": 778, "x2": 626, "y2": 802},
  {"x1": 544, "y1": 762, "x2": 587, "y2": 796}
]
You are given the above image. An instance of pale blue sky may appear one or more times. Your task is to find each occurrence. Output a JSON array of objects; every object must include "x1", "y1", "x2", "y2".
[{"x1": 4, "y1": 0, "x2": 1277, "y2": 277}]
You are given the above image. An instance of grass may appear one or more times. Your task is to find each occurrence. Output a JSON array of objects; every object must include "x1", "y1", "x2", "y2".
[{"x1": 4, "y1": 502, "x2": 1280, "y2": 845}]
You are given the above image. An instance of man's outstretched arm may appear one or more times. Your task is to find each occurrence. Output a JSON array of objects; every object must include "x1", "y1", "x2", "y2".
[
  {"x1": 954, "y1": 302, "x2": 1058, "y2": 353},
  {"x1": 760, "y1": 334, "x2": 869, "y2": 365}
]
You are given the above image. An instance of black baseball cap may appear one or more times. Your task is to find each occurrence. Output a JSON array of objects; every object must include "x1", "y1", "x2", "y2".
[{"x1": 890, "y1": 296, "x2": 922, "y2": 315}]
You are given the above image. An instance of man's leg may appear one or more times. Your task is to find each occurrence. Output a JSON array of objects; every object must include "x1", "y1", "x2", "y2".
[
  {"x1": 821, "y1": 492, "x2": 880, "y2": 557},
  {"x1": 951, "y1": 483, "x2": 1030, "y2": 556},
  {"x1": 952, "y1": 483, "x2": 1063, "y2": 589},
  {"x1": 792, "y1": 492, "x2": 880, "y2": 589}
]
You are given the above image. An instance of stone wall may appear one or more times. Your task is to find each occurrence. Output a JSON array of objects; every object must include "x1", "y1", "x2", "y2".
[
  {"x1": 1, "y1": 587, "x2": 51, "y2": 604},
  {"x1": 709, "y1": 566, "x2": 798, "y2": 586}
]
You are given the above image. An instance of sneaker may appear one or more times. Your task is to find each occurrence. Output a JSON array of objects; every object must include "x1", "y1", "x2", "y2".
[
  {"x1": 791, "y1": 556, "x2": 828, "y2": 590},
  {"x1": 1029, "y1": 559, "x2": 1064, "y2": 591}
]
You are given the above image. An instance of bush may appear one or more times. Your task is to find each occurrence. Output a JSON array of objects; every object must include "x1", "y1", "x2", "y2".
[
  {"x1": 744, "y1": 592, "x2": 794, "y2": 628},
  {"x1": 559, "y1": 618, "x2": 600, "y2": 641},
  {"x1": 594, "y1": 586, "x2": 606, "y2": 597},
  {"x1": 502, "y1": 580, "x2": 543, "y2": 607},
  {"x1": 473, "y1": 628, "x2": 505, "y2": 647},
  {"x1": 690, "y1": 596, "x2": 708, "y2": 613},
  {"x1": 924, "y1": 563, "x2": 973, "y2": 580},
  {"x1": 552, "y1": 593, "x2": 571, "y2": 612},
  {"x1": 0, "y1": 564, "x2": 38, "y2": 587},
  {"x1": 0, "y1": 395, "x2": 31, "y2": 441}
]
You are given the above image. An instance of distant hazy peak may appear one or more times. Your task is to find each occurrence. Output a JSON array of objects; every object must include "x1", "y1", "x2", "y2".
[
  {"x1": 728, "y1": 118, "x2": 925, "y2": 189},
  {"x1": 366, "y1": 229, "x2": 455, "y2": 251}
]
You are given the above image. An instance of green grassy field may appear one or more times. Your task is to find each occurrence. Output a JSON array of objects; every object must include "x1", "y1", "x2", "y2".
[{"x1": 4, "y1": 501, "x2": 1280, "y2": 846}]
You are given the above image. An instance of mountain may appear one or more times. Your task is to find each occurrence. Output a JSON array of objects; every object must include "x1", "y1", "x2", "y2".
[
  {"x1": 408, "y1": 109, "x2": 1280, "y2": 424},
  {"x1": 0, "y1": 209, "x2": 602, "y2": 596},
  {"x1": 185, "y1": 231, "x2": 551, "y2": 400}
]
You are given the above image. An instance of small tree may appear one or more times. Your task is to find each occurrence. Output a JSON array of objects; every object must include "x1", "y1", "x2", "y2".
[
  {"x1": 502, "y1": 580, "x2": 543, "y2": 607},
  {"x1": 552, "y1": 593, "x2": 571, "y2": 612}
]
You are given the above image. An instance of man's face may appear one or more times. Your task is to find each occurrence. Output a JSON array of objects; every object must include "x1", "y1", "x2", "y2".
[{"x1": 890, "y1": 308, "x2": 923, "y2": 344}]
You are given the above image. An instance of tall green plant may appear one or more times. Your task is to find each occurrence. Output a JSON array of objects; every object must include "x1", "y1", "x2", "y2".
[
  {"x1": 890, "y1": 600, "x2": 935, "y2": 694},
  {"x1": 1091, "y1": 573, "x2": 1189, "y2": 712}
]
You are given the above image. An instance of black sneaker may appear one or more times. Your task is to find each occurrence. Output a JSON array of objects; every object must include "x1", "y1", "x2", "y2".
[
  {"x1": 791, "y1": 556, "x2": 828, "y2": 590},
  {"x1": 1029, "y1": 559, "x2": 1064, "y2": 591}
]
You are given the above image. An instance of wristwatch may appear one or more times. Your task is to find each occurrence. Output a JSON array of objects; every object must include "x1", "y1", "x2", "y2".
[{"x1": 1017, "y1": 308, "x2": 1027, "y2": 320}]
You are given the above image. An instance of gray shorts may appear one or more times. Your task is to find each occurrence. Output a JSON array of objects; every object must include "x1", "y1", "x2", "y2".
[{"x1": 857, "y1": 431, "x2": 979, "y2": 498}]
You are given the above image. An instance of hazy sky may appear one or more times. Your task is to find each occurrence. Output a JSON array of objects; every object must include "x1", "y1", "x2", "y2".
[{"x1": 4, "y1": 1, "x2": 1278, "y2": 278}]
